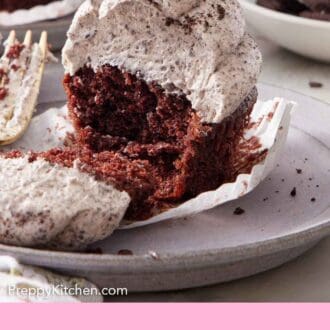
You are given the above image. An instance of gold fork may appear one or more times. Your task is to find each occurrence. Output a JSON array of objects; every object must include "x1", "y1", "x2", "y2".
[{"x1": 0, "y1": 30, "x2": 48, "y2": 146}]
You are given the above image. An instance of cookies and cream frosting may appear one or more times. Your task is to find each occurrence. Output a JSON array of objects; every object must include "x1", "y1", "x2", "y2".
[
  {"x1": 63, "y1": 0, "x2": 262, "y2": 123},
  {"x1": 0, "y1": 156, "x2": 130, "y2": 250}
]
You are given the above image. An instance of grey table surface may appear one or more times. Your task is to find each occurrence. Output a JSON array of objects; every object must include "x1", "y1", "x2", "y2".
[{"x1": 40, "y1": 36, "x2": 330, "y2": 302}]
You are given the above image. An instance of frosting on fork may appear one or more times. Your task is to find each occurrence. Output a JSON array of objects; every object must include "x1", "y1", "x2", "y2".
[{"x1": 0, "y1": 31, "x2": 47, "y2": 145}]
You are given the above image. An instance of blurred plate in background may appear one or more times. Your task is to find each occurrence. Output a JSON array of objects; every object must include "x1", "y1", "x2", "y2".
[
  {"x1": 0, "y1": 15, "x2": 72, "y2": 51},
  {"x1": 239, "y1": 0, "x2": 330, "y2": 62}
]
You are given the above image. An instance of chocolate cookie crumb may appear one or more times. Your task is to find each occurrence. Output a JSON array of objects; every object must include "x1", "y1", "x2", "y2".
[
  {"x1": 118, "y1": 249, "x2": 133, "y2": 256},
  {"x1": 0, "y1": 87, "x2": 8, "y2": 101},
  {"x1": 234, "y1": 207, "x2": 245, "y2": 215},
  {"x1": 217, "y1": 4, "x2": 226, "y2": 20},
  {"x1": 311, "y1": 198, "x2": 316, "y2": 202},
  {"x1": 290, "y1": 187, "x2": 297, "y2": 197},
  {"x1": 85, "y1": 247, "x2": 103, "y2": 254},
  {"x1": 6, "y1": 44, "x2": 25, "y2": 59},
  {"x1": 296, "y1": 168, "x2": 302, "y2": 174},
  {"x1": 165, "y1": 17, "x2": 175, "y2": 27},
  {"x1": 309, "y1": 81, "x2": 323, "y2": 88}
]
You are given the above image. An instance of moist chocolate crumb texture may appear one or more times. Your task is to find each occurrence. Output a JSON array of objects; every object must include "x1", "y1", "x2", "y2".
[
  {"x1": 257, "y1": 0, "x2": 330, "y2": 21},
  {"x1": 0, "y1": 0, "x2": 265, "y2": 249},
  {"x1": 0, "y1": 0, "x2": 56, "y2": 12}
]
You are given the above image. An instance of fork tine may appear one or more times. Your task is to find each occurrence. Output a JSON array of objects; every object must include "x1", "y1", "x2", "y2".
[
  {"x1": 0, "y1": 31, "x2": 16, "y2": 88},
  {"x1": 23, "y1": 30, "x2": 32, "y2": 48},
  {"x1": 3, "y1": 30, "x2": 16, "y2": 54},
  {"x1": 39, "y1": 31, "x2": 48, "y2": 57}
]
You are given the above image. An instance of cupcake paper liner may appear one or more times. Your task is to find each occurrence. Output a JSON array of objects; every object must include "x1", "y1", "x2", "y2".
[
  {"x1": 122, "y1": 98, "x2": 295, "y2": 228},
  {"x1": 2, "y1": 98, "x2": 295, "y2": 233}
]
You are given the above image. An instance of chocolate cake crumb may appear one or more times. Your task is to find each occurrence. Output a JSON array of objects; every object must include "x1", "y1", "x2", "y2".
[
  {"x1": 0, "y1": 87, "x2": 8, "y2": 101},
  {"x1": 11, "y1": 64, "x2": 20, "y2": 72},
  {"x1": 290, "y1": 187, "x2": 297, "y2": 197},
  {"x1": 118, "y1": 249, "x2": 134, "y2": 256},
  {"x1": 296, "y1": 168, "x2": 302, "y2": 174},
  {"x1": 309, "y1": 81, "x2": 323, "y2": 88},
  {"x1": 234, "y1": 207, "x2": 245, "y2": 215},
  {"x1": 6, "y1": 44, "x2": 25, "y2": 59},
  {"x1": 85, "y1": 247, "x2": 103, "y2": 254}
]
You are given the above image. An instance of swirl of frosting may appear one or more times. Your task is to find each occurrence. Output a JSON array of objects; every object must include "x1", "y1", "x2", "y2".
[{"x1": 63, "y1": 0, "x2": 262, "y2": 123}]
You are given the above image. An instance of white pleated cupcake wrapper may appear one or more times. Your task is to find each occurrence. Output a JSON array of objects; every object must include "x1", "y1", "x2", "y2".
[
  {"x1": 3, "y1": 97, "x2": 295, "y2": 230},
  {"x1": 0, "y1": 0, "x2": 84, "y2": 26}
]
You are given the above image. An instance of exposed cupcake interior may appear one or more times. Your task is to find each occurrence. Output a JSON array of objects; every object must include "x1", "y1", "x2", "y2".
[
  {"x1": 57, "y1": 0, "x2": 263, "y2": 221},
  {"x1": 0, "y1": 0, "x2": 291, "y2": 250}
]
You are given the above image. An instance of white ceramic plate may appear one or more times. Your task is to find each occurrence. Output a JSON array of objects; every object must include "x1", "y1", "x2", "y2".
[
  {"x1": 239, "y1": 0, "x2": 330, "y2": 62},
  {"x1": 0, "y1": 15, "x2": 72, "y2": 51},
  {"x1": 0, "y1": 84, "x2": 329, "y2": 292}
]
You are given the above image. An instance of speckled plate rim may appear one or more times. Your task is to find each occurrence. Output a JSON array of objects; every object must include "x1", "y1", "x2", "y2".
[
  {"x1": 239, "y1": 0, "x2": 330, "y2": 29},
  {"x1": 0, "y1": 84, "x2": 329, "y2": 273},
  {"x1": 0, "y1": 210, "x2": 329, "y2": 273}
]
